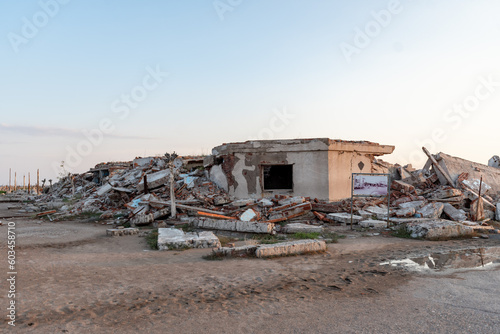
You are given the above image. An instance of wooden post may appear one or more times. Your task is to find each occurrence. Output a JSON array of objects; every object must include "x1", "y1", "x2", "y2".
[
  {"x1": 37, "y1": 169, "x2": 40, "y2": 195},
  {"x1": 143, "y1": 175, "x2": 149, "y2": 194},
  {"x1": 422, "y1": 147, "x2": 455, "y2": 187},
  {"x1": 170, "y1": 165, "x2": 176, "y2": 218}
]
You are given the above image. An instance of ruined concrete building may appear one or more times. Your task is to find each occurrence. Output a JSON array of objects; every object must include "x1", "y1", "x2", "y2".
[{"x1": 205, "y1": 138, "x2": 394, "y2": 201}]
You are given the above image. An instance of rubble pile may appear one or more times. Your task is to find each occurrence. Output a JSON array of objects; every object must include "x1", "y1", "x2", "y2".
[{"x1": 8, "y1": 146, "x2": 500, "y2": 241}]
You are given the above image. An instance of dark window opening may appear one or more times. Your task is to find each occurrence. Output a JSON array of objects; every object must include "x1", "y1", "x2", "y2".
[{"x1": 263, "y1": 165, "x2": 293, "y2": 190}]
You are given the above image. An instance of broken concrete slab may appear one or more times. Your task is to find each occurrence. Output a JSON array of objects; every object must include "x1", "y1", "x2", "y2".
[
  {"x1": 365, "y1": 206, "x2": 389, "y2": 219},
  {"x1": 239, "y1": 208, "x2": 260, "y2": 222},
  {"x1": 406, "y1": 219, "x2": 474, "y2": 239},
  {"x1": 257, "y1": 198, "x2": 274, "y2": 207},
  {"x1": 443, "y1": 203, "x2": 467, "y2": 222},
  {"x1": 282, "y1": 223, "x2": 324, "y2": 234},
  {"x1": 96, "y1": 183, "x2": 113, "y2": 196},
  {"x1": 255, "y1": 239, "x2": 326, "y2": 258},
  {"x1": 496, "y1": 203, "x2": 500, "y2": 221},
  {"x1": 357, "y1": 210, "x2": 373, "y2": 219},
  {"x1": 360, "y1": 219, "x2": 387, "y2": 228},
  {"x1": 231, "y1": 198, "x2": 256, "y2": 207},
  {"x1": 327, "y1": 212, "x2": 363, "y2": 225},
  {"x1": 416, "y1": 202, "x2": 444, "y2": 219},
  {"x1": 157, "y1": 228, "x2": 220, "y2": 250},
  {"x1": 398, "y1": 200, "x2": 426, "y2": 210},
  {"x1": 137, "y1": 169, "x2": 170, "y2": 192},
  {"x1": 193, "y1": 218, "x2": 274, "y2": 234},
  {"x1": 394, "y1": 207, "x2": 415, "y2": 218}
]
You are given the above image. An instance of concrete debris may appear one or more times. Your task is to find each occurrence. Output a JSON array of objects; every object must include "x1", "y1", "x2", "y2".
[
  {"x1": 416, "y1": 203, "x2": 444, "y2": 219},
  {"x1": 157, "y1": 228, "x2": 220, "y2": 250},
  {"x1": 359, "y1": 219, "x2": 387, "y2": 228},
  {"x1": 442, "y1": 203, "x2": 467, "y2": 222},
  {"x1": 106, "y1": 228, "x2": 139, "y2": 236},
  {"x1": 327, "y1": 212, "x2": 363, "y2": 225},
  {"x1": 394, "y1": 207, "x2": 415, "y2": 218},
  {"x1": 406, "y1": 220, "x2": 474, "y2": 239},
  {"x1": 239, "y1": 208, "x2": 260, "y2": 222}
]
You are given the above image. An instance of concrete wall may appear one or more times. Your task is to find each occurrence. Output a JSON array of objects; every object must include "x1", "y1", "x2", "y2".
[
  {"x1": 328, "y1": 151, "x2": 373, "y2": 201},
  {"x1": 224, "y1": 151, "x2": 329, "y2": 200}
]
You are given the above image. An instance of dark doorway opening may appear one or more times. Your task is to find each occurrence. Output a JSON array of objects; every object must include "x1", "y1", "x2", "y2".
[{"x1": 263, "y1": 165, "x2": 293, "y2": 190}]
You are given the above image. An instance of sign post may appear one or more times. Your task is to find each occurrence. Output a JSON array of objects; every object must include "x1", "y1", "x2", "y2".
[{"x1": 350, "y1": 173, "x2": 391, "y2": 230}]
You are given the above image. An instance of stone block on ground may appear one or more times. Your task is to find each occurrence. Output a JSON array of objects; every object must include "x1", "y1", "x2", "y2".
[
  {"x1": 137, "y1": 170, "x2": 170, "y2": 192},
  {"x1": 213, "y1": 245, "x2": 258, "y2": 257},
  {"x1": 106, "y1": 228, "x2": 139, "y2": 236},
  {"x1": 158, "y1": 228, "x2": 220, "y2": 250},
  {"x1": 327, "y1": 213, "x2": 363, "y2": 225},
  {"x1": 255, "y1": 239, "x2": 326, "y2": 258},
  {"x1": 282, "y1": 223, "x2": 324, "y2": 234},
  {"x1": 360, "y1": 219, "x2": 387, "y2": 228}
]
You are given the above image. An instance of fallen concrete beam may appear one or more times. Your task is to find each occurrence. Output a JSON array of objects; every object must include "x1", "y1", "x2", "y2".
[
  {"x1": 213, "y1": 245, "x2": 258, "y2": 257},
  {"x1": 406, "y1": 219, "x2": 474, "y2": 239},
  {"x1": 193, "y1": 218, "x2": 275, "y2": 234},
  {"x1": 255, "y1": 239, "x2": 326, "y2": 258},
  {"x1": 282, "y1": 223, "x2": 324, "y2": 234}
]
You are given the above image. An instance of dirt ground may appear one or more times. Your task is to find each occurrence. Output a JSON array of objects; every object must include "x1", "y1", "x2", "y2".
[{"x1": 0, "y1": 203, "x2": 499, "y2": 333}]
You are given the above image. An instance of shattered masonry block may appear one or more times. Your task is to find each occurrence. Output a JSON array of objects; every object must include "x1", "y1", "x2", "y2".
[
  {"x1": 327, "y1": 213, "x2": 363, "y2": 225},
  {"x1": 416, "y1": 202, "x2": 444, "y2": 219},
  {"x1": 131, "y1": 213, "x2": 154, "y2": 226},
  {"x1": 158, "y1": 228, "x2": 220, "y2": 250},
  {"x1": 364, "y1": 206, "x2": 389, "y2": 220},
  {"x1": 406, "y1": 220, "x2": 474, "y2": 239},
  {"x1": 106, "y1": 228, "x2": 139, "y2": 236},
  {"x1": 359, "y1": 219, "x2": 387, "y2": 228},
  {"x1": 239, "y1": 208, "x2": 260, "y2": 222},
  {"x1": 443, "y1": 203, "x2": 467, "y2": 222},
  {"x1": 394, "y1": 207, "x2": 415, "y2": 218},
  {"x1": 255, "y1": 240, "x2": 326, "y2": 258},
  {"x1": 398, "y1": 200, "x2": 426, "y2": 210},
  {"x1": 193, "y1": 218, "x2": 274, "y2": 234},
  {"x1": 96, "y1": 183, "x2": 113, "y2": 196},
  {"x1": 137, "y1": 169, "x2": 170, "y2": 192},
  {"x1": 282, "y1": 223, "x2": 324, "y2": 234}
]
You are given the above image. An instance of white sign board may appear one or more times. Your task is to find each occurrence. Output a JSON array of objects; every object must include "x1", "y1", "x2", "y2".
[{"x1": 352, "y1": 173, "x2": 389, "y2": 197}]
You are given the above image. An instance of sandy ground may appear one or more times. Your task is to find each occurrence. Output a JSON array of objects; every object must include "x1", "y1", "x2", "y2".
[{"x1": 0, "y1": 203, "x2": 499, "y2": 333}]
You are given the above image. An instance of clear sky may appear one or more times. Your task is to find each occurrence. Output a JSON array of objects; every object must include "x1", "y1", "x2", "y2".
[{"x1": 1, "y1": 0, "x2": 500, "y2": 185}]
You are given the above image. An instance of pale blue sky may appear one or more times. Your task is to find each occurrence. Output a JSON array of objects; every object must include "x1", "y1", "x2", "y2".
[{"x1": 1, "y1": 0, "x2": 500, "y2": 184}]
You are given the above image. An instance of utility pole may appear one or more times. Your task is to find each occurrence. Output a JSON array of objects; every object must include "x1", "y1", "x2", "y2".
[
  {"x1": 37, "y1": 169, "x2": 40, "y2": 195},
  {"x1": 9, "y1": 168, "x2": 11, "y2": 193},
  {"x1": 14, "y1": 172, "x2": 17, "y2": 191},
  {"x1": 28, "y1": 173, "x2": 31, "y2": 194}
]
